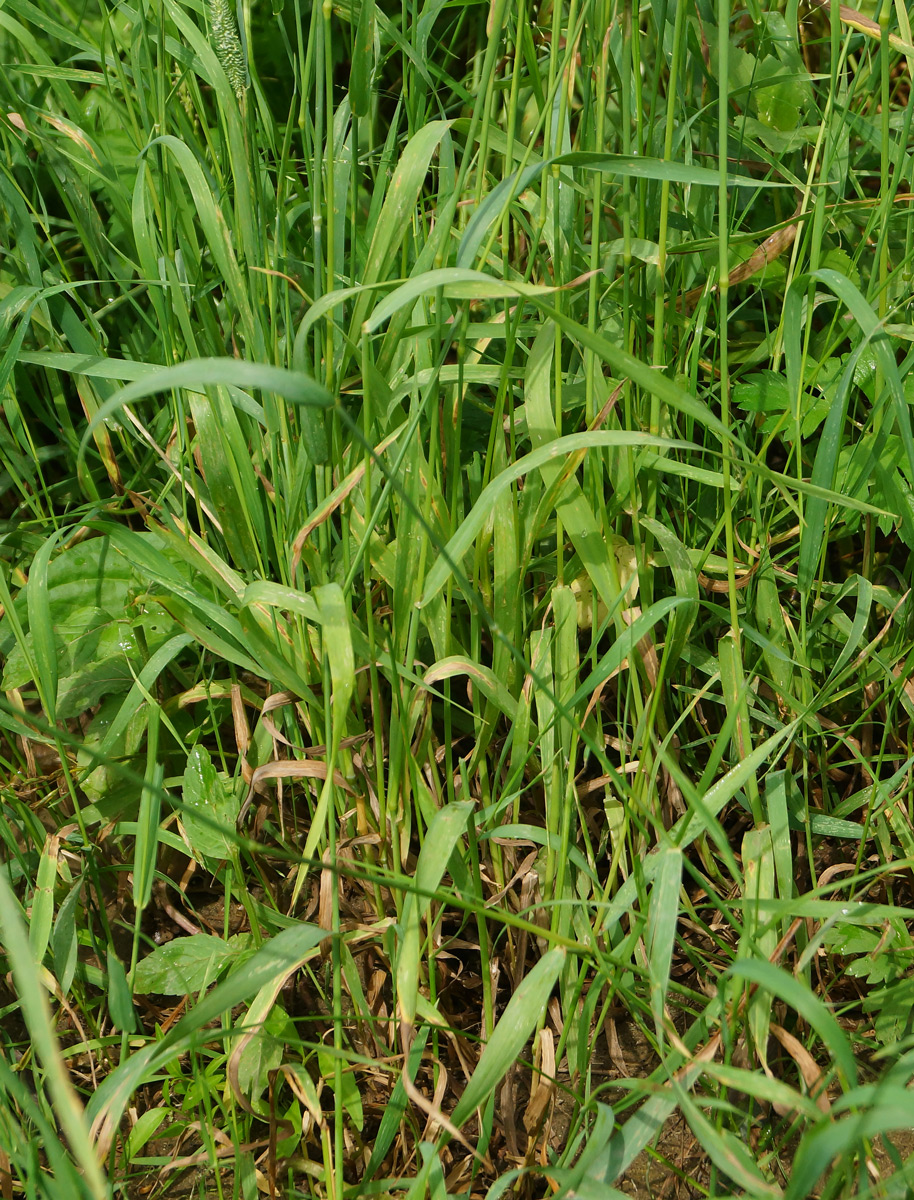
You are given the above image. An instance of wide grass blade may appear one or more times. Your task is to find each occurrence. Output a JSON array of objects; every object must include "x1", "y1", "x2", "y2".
[
  {"x1": 451, "y1": 947, "x2": 566, "y2": 1129},
  {"x1": 397, "y1": 801, "x2": 473, "y2": 1029}
]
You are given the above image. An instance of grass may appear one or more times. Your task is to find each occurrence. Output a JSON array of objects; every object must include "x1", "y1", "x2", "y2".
[{"x1": 2, "y1": 0, "x2": 914, "y2": 1195}]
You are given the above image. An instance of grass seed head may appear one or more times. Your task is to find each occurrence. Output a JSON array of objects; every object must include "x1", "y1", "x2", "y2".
[{"x1": 207, "y1": 0, "x2": 247, "y2": 102}]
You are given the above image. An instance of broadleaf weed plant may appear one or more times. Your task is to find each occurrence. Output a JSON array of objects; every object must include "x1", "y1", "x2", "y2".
[{"x1": 2, "y1": 0, "x2": 914, "y2": 1196}]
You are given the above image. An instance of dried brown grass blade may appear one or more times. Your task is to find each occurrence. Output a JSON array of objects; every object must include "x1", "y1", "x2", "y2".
[
  {"x1": 769, "y1": 1022, "x2": 831, "y2": 1115},
  {"x1": 523, "y1": 1028, "x2": 556, "y2": 1136},
  {"x1": 678, "y1": 201, "x2": 802, "y2": 314},
  {"x1": 399, "y1": 1022, "x2": 494, "y2": 1172},
  {"x1": 237, "y1": 758, "x2": 354, "y2": 826},
  {"x1": 291, "y1": 427, "x2": 405, "y2": 572}
]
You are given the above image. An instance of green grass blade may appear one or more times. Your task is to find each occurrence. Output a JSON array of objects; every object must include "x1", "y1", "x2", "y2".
[
  {"x1": 0, "y1": 870, "x2": 109, "y2": 1200},
  {"x1": 450, "y1": 946, "x2": 566, "y2": 1128}
]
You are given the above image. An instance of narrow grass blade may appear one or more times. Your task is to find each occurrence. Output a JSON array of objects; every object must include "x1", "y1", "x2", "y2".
[
  {"x1": 350, "y1": 0, "x2": 375, "y2": 116},
  {"x1": 80, "y1": 359, "x2": 332, "y2": 463},
  {"x1": 25, "y1": 530, "x2": 64, "y2": 722},
  {"x1": 0, "y1": 870, "x2": 109, "y2": 1200},
  {"x1": 52, "y1": 878, "x2": 83, "y2": 995},
  {"x1": 133, "y1": 709, "x2": 161, "y2": 912},
  {"x1": 523, "y1": 323, "x2": 632, "y2": 623},
  {"x1": 570, "y1": 598, "x2": 691, "y2": 709},
  {"x1": 791, "y1": 268, "x2": 913, "y2": 593},
  {"x1": 28, "y1": 831, "x2": 58, "y2": 965},
  {"x1": 457, "y1": 152, "x2": 793, "y2": 268},
  {"x1": 786, "y1": 1094, "x2": 914, "y2": 1200},
  {"x1": 315, "y1": 583, "x2": 354, "y2": 729},
  {"x1": 647, "y1": 847, "x2": 682, "y2": 1043},
  {"x1": 764, "y1": 772, "x2": 796, "y2": 929},
  {"x1": 347, "y1": 121, "x2": 453, "y2": 340},
  {"x1": 421, "y1": 433, "x2": 696, "y2": 604},
  {"x1": 740, "y1": 825, "x2": 777, "y2": 1065},
  {"x1": 397, "y1": 801, "x2": 473, "y2": 1028},
  {"x1": 639, "y1": 517, "x2": 698, "y2": 674},
  {"x1": 420, "y1": 657, "x2": 517, "y2": 721},
  {"x1": 725, "y1": 959, "x2": 857, "y2": 1090},
  {"x1": 675, "y1": 1084, "x2": 782, "y2": 1197},
  {"x1": 546, "y1": 1102, "x2": 615, "y2": 1199},
  {"x1": 600, "y1": 720, "x2": 799, "y2": 934},
  {"x1": 87, "y1": 922, "x2": 326, "y2": 1155}
]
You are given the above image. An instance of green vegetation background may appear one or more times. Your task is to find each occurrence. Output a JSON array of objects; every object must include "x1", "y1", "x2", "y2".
[{"x1": 2, "y1": 0, "x2": 914, "y2": 1196}]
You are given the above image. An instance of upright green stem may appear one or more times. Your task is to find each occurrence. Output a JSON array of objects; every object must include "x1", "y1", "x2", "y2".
[
  {"x1": 650, "y1": 0, "x2": 685, "y2": 368},
  {"x1": 323, "y1": 0, "x2": 335, "y2": 395},
  {"x1": 717, "y1": 0, "x2": 738, "y2": 636}
]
